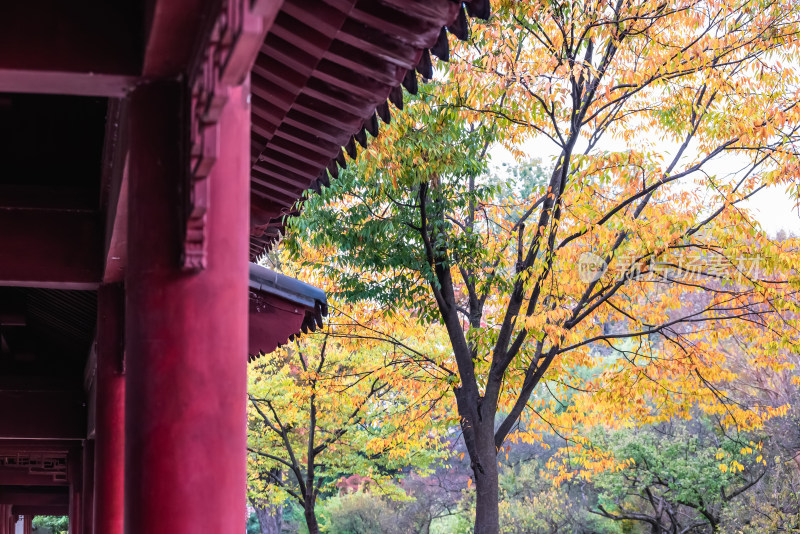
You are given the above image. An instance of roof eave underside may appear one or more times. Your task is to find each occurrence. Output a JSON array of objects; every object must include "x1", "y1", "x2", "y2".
[{"x1": 248, "y1": 0, "x2": 490, "y2": 258}]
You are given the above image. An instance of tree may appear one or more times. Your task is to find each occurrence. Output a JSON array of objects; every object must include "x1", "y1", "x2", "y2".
[
  {"x1": 247, "y1": 511, "x2": 268, "y2": 534},
  {"x1": 287, "y1": 1, "x2": 800, "y2": 532},
  {"x1": 248, "y1": 497, "x2": 282, "y2": 534},
  {"x1": 247, "y1": 317, "x2": 447, "y2": 534},
  {"x1": 591, "y1": 419, "x2": 767, "y2": 533},
  {"x1": 32, "y1": 516, "x2": 68, "y2": 534}
]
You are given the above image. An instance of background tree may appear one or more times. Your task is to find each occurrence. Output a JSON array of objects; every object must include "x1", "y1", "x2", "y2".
[
  {"x1": 247, "y1": 315, "x2": 448, "y2": 534},
  {"x1": 249, "y1": 486, "x2": 283, "y2": 534},
  {"x1": 32, "y1": 516, "x2": 68, "y2": 534},
  {"x1": 590, "y1": 419, "x2": 767, "y2": 533},
  {"x1": 287, "y1": 1, "x2": 800, "y2": 532},
  {"x1": 716, "y1": 338, "x2": 800, "y2": 533}
]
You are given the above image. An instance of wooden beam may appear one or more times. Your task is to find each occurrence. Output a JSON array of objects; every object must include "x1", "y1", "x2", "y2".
[
  {"x1": 0, "y1": 71, "x2": 138, "y2": 98},
  {"x1": 0, "y1": 439, "x2": 75, "y2": 454},
  {"x1": 142, "y1": 0, "x2": 209, "y2": 77},
  {"x1": 0, "y1": 210, "x2": 102, "y2": 290},
  {"x1": 142, "y1": 0, "x2": 282, "y2": 78},
  {"x1": 12, "y1": 505, "x2": 69, "y2": 516},
  {"x1": 0, "y1": 187, "x2": 96, "y2": 212},
  {"x1": 0, "y1": 488, "x2": 69, "y2": 507},
  {"x1": 0, "y1": 469, "x2": 67, "y2": 487},
  {"x1": 0, "y1": 1, "x2": 140, "y2": 73},
  {"x1": 0, "y1": 1, "x2": 142, "y2": 96},
  {"x1": 0, "y1": 390, "x2": 86, "y2": 440}
]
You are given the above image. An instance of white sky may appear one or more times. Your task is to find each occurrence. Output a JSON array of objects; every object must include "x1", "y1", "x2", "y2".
[
  {"x1": 744, "y1": 186, "x2": 800, "y2": 236},
  {"x1": 489, "y1": 138, "x2": 800, "y2": 238}
]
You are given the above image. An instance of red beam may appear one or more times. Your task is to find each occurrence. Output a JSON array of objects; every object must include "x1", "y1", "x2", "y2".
[
  {"x1": 0, "y1": 468, "x2": 66, "y2": 487},
  {"x1": 0, "y1": 187, "x2": 96, "y2": 212},
  {"x1": 0, "y1": 71, "x2": 137, "y2": 98},
  {"x1": 142, "y1": 0, "x2": 209, "y2": 77},
  {"x1": 0, "y1": 210, "x2": 102, "y2": 290},
  {"x1": 0, "y1": 390, "x2": 86, "y2": 440},
  {"x1": 0, "y1": 1, "x2": 140, "y2": 73},
  {"x1": 12, "y1": 505, "x2": 68, "y2": 516},
  {"x1": 0, "y1": 0, "x2": 140, "y2": 97},
  {"x1": 0, "y1": 439, "x2": 75, "y2": 454},
  {"x1": 0, "y1": 488, "x2": 69, "y2": 507}
]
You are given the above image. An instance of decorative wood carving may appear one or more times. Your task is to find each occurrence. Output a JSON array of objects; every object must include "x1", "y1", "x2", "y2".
[
  {"x1": 0, "y1": 453, "x2": 68, "y2": 482},
  {"x1": 184, "y1": 0, "x2": 277, "y2": 270}
]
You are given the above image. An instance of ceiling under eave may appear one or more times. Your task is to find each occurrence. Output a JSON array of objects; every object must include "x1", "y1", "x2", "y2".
[{"x1": 248, "y1": 0, "x2": 489, "y2": 258}]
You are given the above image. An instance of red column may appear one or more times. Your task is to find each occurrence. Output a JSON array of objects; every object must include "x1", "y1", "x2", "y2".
[
  {"x1": 125, "y1": 81, "x2": 249, "y2": 532},
  {"x1": 0, "y1": 506, "x2": 8, "y2": 534},
  {"x1": 69, "y1": 450, "x2": 82, "y2": 534},
  {"x1": 81, "y1": 440, "x2": 94, "y2": 534},
  {"x1": 23, "y1": 516, "x2": 32, "y2": 534},
  {"x1": 93, "y1": 284, "x2": 125, "y2": 534}
]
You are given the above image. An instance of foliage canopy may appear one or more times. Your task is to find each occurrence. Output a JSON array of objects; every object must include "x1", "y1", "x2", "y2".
[{"x1": 280, "y1": 0, "x2": 800, "y2": 532}]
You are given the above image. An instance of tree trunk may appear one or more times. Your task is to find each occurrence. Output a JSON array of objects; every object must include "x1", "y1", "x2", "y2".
[
  {"x1": 304, "y1": 504, "x2": 320, "y2": 534},
  {"x1": 472, "y1": 421, "x2": 500, "y2": 534},
  {"x1": 473, "y1": 451, "x2": 500, "y2": 533},
  {"x1": 254, "y1": 502, "x2": 282, "y2": 534}
]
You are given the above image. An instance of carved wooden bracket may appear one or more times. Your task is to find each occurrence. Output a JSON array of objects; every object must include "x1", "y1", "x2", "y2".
[{"x1": 183, "y1": 0, "x2": 278, "y2": 271}]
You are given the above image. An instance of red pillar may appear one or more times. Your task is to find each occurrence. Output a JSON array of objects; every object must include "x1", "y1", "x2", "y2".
[
  {"x1": 125, "y1": 81, "x2": 249, "y2": 532},
  {"x1": 68, "y1": 450, "x2": 82, "y2": 534},
  {"x1": 0, "y1": 506, "x2": 8, "y2": 534},
  {"x1": 93, "y1": 284, "x2": 125, "y2": 534},
  {"x1": 23, "y1": 516, "x2": 32, "y2": 534},
  {"x1": 81, "y1": 440, "x2": 94, "y2": 534}
]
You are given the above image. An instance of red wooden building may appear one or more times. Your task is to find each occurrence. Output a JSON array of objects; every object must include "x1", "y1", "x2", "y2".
[{"x1": 0, "y1": 1, "x2": 487, "y2": 532}]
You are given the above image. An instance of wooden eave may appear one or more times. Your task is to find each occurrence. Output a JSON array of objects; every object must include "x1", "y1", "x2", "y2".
[
  {"x1": 248, "y1": 0, "x2": 490, "y2": 258},
  {"x1": 248, "y1": 263, "x2": 329, "y2": 359}
]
